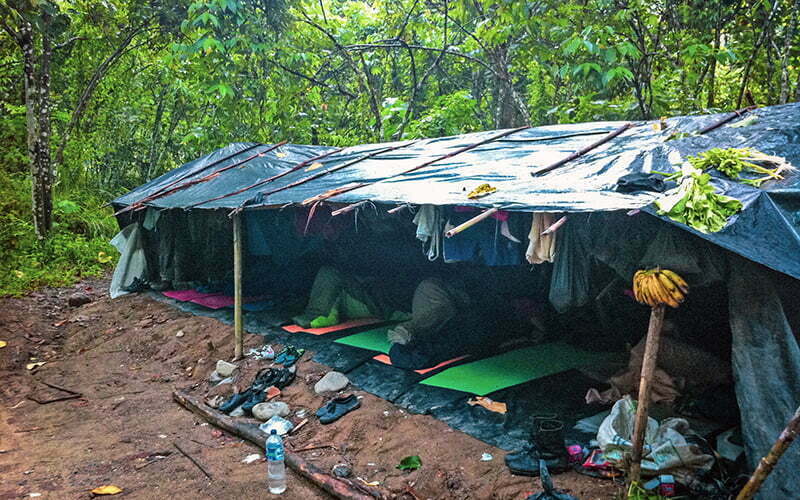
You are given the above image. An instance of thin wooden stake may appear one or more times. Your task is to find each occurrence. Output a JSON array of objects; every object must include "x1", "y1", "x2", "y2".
[
  {"x1": 736, "y1": 406, "x2": 800, "y2": 500},
  {"x1": 232, "y1": 213, "x2": 243, "y2": 360},
  {"x1": 629, "y1": 304, "x2": 666, "y2": 485}
]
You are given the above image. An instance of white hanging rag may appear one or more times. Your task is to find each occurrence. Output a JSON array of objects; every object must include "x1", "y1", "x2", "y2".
[{"x1": 526, "y1": 213, "x2": 557, "y2": 264}]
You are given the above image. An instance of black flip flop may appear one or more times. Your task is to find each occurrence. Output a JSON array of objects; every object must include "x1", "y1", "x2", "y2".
[{"x1": 316, "y1": 394, "x2": 361, "y2": 424}]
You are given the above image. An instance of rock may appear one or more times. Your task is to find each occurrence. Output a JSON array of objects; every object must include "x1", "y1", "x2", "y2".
[
  {"x1": 332, "y1": 463, "x2": 352, "y2": 478},
  {"x1": 314, "y1": 371, "x2": 349, "y2": 394},
  {"x1": 175, "y1": 330, "x2": 185, "y2": 338},
  {"x1": 230, "y1": 406, "x2": 245, "y2": 417},
  {"x1": 67, "y1": 292, "x2": 92, "y2": 307},
  {"x1": 215, "y1": 360, "x2": 238, "y2": 377},
  {"x1": 252, "y1": 402, "x2": 290, "y2": 421}
]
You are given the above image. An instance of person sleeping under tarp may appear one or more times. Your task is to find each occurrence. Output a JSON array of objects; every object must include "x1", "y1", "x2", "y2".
[{"x1": 294, "y1": 265, "x2": 554, "y2": 370}]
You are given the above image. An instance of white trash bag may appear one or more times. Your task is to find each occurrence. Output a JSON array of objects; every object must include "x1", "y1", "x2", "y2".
[{"x1": 597, "y1": 396, "x2": 714, "y2": 482}]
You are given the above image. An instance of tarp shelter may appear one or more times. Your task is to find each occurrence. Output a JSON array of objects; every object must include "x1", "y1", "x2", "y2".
[{"x1": 111, "y1": 103, "x2": 800, "y2": 498}]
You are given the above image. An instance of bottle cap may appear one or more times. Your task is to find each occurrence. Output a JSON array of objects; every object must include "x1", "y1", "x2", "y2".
[{"x1": 270, "y1": 429, "x2": 277, "y2": 435}]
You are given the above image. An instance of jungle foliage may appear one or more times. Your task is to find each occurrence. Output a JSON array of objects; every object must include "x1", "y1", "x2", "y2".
[{"x1": 0, "y1": 0, "x2": 798, "y2": 294}]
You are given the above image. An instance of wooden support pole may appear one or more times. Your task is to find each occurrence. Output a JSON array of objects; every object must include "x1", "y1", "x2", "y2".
[
  {"x1": 233, "y1": 213, "x2": 243, "y2": 360},
  {"x1": 445, "y1": 208, "x2": 499, "y2": 238},
  {"x1": 629, "y1": 304, "x2": 666, "y2": 485},
  {"x1": 736, "y1": 406, "x2": 800, "y2": 500}
]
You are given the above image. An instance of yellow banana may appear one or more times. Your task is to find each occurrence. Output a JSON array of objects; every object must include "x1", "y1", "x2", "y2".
[
  {"x1": 657, "y1": 273, "x2": 684, "y2": 304},
  {"x1": 662, "y1": 269, "x2": 689, "y2": 294}
]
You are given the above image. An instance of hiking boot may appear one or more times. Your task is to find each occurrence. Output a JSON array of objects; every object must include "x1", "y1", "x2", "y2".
[{"x1": 505, "y1": 417, "x2": 569, "y2": 477}]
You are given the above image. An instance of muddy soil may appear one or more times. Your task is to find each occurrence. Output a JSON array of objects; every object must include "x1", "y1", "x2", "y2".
[{"x1": 0, "y1": 279, "x2": 623, "y2": 499}]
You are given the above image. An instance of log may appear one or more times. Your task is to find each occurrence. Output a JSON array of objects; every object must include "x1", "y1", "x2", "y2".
[
  {"x1": 736, "y1": 406, "x2": 800, "y2": 500},
  {"x1": 629, "y1": 304, "x2": 665, "y2": 484},
  {"x1": 173, "y1": 390, "x2": 386, "y2": 500}
]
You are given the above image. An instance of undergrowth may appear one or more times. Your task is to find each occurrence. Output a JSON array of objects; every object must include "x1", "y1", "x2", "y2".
[{"x1": 0, "y1": 173, "x2": 119, "y2": 296}]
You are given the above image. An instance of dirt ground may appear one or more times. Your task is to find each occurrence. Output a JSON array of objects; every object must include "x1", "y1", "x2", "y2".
[{"x1": 0, "y1": 278, "x2": 624, "y2": 499}]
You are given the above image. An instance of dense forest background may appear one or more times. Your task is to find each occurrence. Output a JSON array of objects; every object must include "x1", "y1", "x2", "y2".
[{"x1": 1, "y1": 0, "x2": 798, "y2": 294}]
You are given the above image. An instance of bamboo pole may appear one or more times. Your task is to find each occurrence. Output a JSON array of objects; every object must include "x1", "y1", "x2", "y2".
[
  {"x1": 232, "y1": 213, "x2": 243, "y2": 360},
  {"x1": 736, "y1": 406, "x2": 800, "y2": 500},
  {"x1": 629, "y1": 304, "x2": 666, "y2": 484},
  {"x1": 444, "y1": 208, "x2": 499, "y2": 238}
]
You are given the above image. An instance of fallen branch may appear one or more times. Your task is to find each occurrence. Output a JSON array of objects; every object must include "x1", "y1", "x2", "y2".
[
  {"x1": 27, "y1": 393, "x2": 82, "y2": 405},
  {"x1": 173, "y1": 442, "x2": 213, "y2": 481},
  {"x1": 173, "y1": 390, "x2": 385, "y2": 499},
  {"x1": 292, "y1": 443, "x2": 337, "y2": 453},
  {"x1": 38, "y1": 380, "x2": 81, "y2": 395}
]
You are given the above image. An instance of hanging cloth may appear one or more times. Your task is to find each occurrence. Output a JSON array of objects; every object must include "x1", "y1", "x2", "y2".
[
  {"x1": 526, "y1": 213, "x2": 557, "y2": 264},
  {"x1": 412, "y1": 205, "x2": 444, "y2": 261}
]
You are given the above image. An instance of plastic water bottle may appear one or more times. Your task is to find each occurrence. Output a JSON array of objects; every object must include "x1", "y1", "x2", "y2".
[{"x1": 266, "y1": 429, "x2": 286, "y2": 494}]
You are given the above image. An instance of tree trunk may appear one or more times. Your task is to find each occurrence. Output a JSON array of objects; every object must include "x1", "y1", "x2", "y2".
[
  {"x1": 707, "y1": 25, "x2": 721, "y2": 108},
  {"x1": 778, "y1": 0, "x2": 799, "y2": 104},
  {"x1": 20, "y1": 18, "x2": 53, "y2": 239}
]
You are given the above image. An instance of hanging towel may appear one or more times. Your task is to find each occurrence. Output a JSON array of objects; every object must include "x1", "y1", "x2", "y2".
[
  {"x1": 526, "y1": 213, "x2": 557, "y2": 264},
  {"x1": 412, "y1": 205, "x2": 444, "y2": 261}
]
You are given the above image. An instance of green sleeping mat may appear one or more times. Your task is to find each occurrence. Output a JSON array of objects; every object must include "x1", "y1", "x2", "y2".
[
  {"x1": 419, "y1": 342, "x2": 616, "y2": 396},
  {"x1": 334, "y1": 326, "x2": 393, "y2": 354}
]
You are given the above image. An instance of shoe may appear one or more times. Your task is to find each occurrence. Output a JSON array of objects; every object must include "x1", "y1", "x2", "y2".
[
  {"x1": 273, "y1": 367, "x2": 296, "y2": 389},
  {"x1": 275, "y1": 346, "x2": 305, "y2": 367},
  {"x1": 219, "y1": 390, "x2": 250, "y2": 414},
  {"x1": 505, "y1": 418, "x2": 569, "y2": 476},
  {"x1": 316, "y1": 394, "x2": 361, "y2": 424}
]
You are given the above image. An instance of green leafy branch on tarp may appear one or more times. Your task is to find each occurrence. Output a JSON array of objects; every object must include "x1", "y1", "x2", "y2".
[
  {"x1": 687, "y1": 147, "x2": 793, "y2": 187},
  {"x1": 655, "y1": 165, "x2": 742, "y2": 234},
  {"x1": 396, "y1": 455, "x2": 422, "y2": 471}
]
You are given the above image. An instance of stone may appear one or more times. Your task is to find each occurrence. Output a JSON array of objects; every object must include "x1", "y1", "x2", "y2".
[
  {"x1": 229, "y1": 406, "x2": 245, "y2": 417},
  {"x1": 332, "y1": 463, "x2": 352, "y2": 478},
  {"x1": 67, "y1": 292, "x2": 92, "y2": 307},
  {"x1": 175, "y1": 330, "x2": 185, "y2": 338},
  {"x1": 215, "y1": 360, "x2": 238, "y2": 377},
  {"x1": 252, "y1": 401, "x2": 290, "y2": 421},
  {"x1": 314, "y1": 371, "x2": 349, "y2": 394}
]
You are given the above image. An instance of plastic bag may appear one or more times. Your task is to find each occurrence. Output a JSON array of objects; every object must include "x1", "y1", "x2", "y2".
[
  {"x1": 549, "y1": 219, "x2": 591, "y2": 313},
  {"x1": 109, "y1": 223, "x2": 147, "y2": 299},
  {"x1": 597, "y1": 397, "x2": 713, "y2": 482}
]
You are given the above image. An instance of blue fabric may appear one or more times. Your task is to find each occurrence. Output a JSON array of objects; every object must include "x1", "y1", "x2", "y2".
[
  {"x1": 444, "y1": 210, "x2": 523, "y2": 266},
  {"x1": 244, "y1": 210, "x2": 322, "y2": 266}
]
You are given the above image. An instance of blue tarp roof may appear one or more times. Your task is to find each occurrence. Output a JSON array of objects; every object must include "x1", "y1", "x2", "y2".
[{"x1": 113, "y1": 103, "x2": 800, "y2": 280}]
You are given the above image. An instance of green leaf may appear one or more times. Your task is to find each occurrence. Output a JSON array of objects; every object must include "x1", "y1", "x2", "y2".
[{"x1": 396, "y1": 455, "x2": 422, "y2": 471}]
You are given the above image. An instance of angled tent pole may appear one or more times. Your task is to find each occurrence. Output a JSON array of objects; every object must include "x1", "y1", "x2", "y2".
[
  {"x1": 530, "y1": 122, "x2": 633, "y2": 176},
  {"x1": 232, "y1": 213, "x2": 244, "y2": 360},
  {"x1": 541, "y1": 215, "x2": 568, "y2": 235},
  {"x1": 303, "y1": 125, "x2": 531, "y2": 207},
  {"x1": 230, "y1": 141, "x2": 417, "y2": 215},
  {"x1": 736, "y1": 406, "x2": 800, "y2": 500},
  {"x1": 445, "y1": 208, "x2": 499, "y2": 237},
  {"x1": 116, "y1": 142, "x2": 287, "y2": 215},
  {"x1": 187, "y1": 147, "x2": 345, "y2": 209},
  {"x1": 696, "y1": 105, "x2": 758, "y2": 136},
  {"x1": 331, "y1": 200, "x2": 370, "y2": 217},
  {"x1": 387, "y1": 203, "x2": 412, "y2": 214}
]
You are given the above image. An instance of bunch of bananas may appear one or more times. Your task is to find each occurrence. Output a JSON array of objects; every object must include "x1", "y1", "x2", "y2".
[{"x1": 633, "y1": 268, "x2": 689, "y2": 308}]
